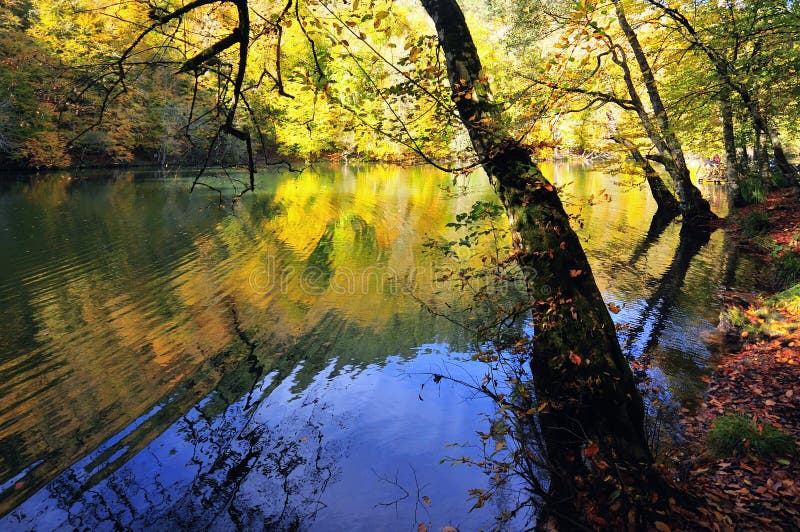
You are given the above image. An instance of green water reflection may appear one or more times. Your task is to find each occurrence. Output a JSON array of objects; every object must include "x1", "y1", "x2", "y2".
[{"x1": 0, "y1": 163, "x2": 739, "y2": 525}]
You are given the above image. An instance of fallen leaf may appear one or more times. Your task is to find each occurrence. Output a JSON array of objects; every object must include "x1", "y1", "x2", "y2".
[
  {"x1": 654, "y1": 521, "x2": 671, "y2": 532},
  {"x1": 608, "y1": 302, "x2": 621, "y2": 314},
  {"x1": 569, "y1": 352, "x2": 582, "y2": 365},
  {"x1": 418, "y1": 524, "x2": 427, "y2": 532},
  {"x1": 569, "y1": 269, "x2": 582, "y2": 277},
  {"x1": 422, "y1": 496, "x2": 431, "y2": 506},
  {"x1": 583, "y1": 442, "x2": 599, "y2": 458}
]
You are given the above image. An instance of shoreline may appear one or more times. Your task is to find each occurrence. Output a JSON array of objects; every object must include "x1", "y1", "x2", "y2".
[{"x1": 674, "y1": 187, "x2": 800, "y2": 529}]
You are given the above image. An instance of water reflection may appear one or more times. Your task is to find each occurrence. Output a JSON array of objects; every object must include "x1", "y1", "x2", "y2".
[
  {"x1": 544, "y1": 163, "x2": 736, "y2": 406},
  {"x1": 0, "y1": 163, "x2": 742, "y2": 528}
]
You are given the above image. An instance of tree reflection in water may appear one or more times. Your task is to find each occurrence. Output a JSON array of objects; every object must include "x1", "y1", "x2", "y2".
[{"x1": 9, "y1": 353, "x2": 342, "y2": 529}]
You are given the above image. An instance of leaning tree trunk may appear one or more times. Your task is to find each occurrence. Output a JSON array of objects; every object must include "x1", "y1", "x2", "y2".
[
  {"x1": 419, "y1": 0, "x2": 689, "y2": 527},
  {"x1": 612, "y1": 136, "x2": 680, "y2": 216},
  {"x1": 612, "y1": 0, "x2": 713, "y2": 223}
]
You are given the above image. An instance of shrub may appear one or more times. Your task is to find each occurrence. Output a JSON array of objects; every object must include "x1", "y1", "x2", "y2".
[
  {"x1": 738, "y1": 173, "x2": 768, "y2": 205},
  {"x1": 770, "y1": 282, "x2": 800, "y2": 313},
  {"x1": 707, "y1": 413, "x2": 797, "y2": 459},
  {"x1": 774, "y1": 251, "x2": 800, "y2": 289},
  {"x1": 741, "y1": 210, "x2": 770, "y2": 237}
]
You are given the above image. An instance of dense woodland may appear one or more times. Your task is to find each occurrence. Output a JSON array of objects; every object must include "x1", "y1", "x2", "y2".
[
  {"x1": 2, "y1": 0, "x2": 798, "y2": 181},
  {"x1": 2, "y1": 0, "x2": 800, "y2": 530}
]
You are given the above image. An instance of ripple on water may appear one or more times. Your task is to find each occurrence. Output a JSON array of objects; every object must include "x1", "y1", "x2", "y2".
[{"x1": 0, "y1": 165, "x2": 735, "y2": 527}]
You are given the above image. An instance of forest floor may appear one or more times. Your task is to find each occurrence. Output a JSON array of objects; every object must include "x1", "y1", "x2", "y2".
[{"x1": 672, "y1": 188, "x2": 800, "y2": 530}]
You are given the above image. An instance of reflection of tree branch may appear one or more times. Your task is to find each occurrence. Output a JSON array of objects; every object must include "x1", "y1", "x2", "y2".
[
  {"x1": 402, "y1": 286, "x2": 478, "y2": 335},
  {"x1": 372, "y1": 465, "x2": 431, "y2": 526},
  {"x1": 373, "y1": 468, "x2": 410, "y2": 514}
]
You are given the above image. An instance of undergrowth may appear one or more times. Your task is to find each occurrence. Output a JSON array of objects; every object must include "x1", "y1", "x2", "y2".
[{"x1": 707, "y1": 413, "x2": 797, "y2": 459}]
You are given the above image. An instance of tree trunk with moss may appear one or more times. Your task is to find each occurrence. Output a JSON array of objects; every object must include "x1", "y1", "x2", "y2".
[{"x1": 419, "y1": 0, "x2": 686, "y2": 527}]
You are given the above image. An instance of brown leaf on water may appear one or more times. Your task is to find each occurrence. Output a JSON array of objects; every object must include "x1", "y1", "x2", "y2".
[
  {"x1": 569, "y1": 352, "x2": 582, "y2": 365},
  {"x1": 608, "y1": 302, "x2": 621, "y2": 314},
  {"x1": 418, "y1": 524, "x2": 427, "y2": 532},
  {"x1": 569, "y1": 269, "x2": 582, "y2": 277},
  {"x1": 654, "y1": 521, "x2": 671, "y2": 532},
  {"x1": 422, "y1": 496, "x2": 431, "y2": 506}
]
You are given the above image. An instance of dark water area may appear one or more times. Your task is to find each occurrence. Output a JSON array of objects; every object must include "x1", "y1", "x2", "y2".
[{"x1": 0, "y1": 164, "x2": 748, "y2": 529}]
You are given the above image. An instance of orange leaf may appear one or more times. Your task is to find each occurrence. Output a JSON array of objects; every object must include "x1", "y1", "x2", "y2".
[
  {"x1": 608, "y1": 302, "x2": 621, "y2": 314},
  {"x1": 569, "y1": 269, "x2": 582, "y2": 277},
  {"x1": 654, "y1": 521, "x2": 671, "y2": 532},
  {"x1": 418, "y1": 524, "x2": 427, "y2": 532},
  {"x1": 583, "y1": 442, "x2": 599, "y2": 458},
  {"x1": 569, "y1": 352, "x2": 582, "y2": 365},
  {"x1": 422, "y1": 495, "x2": 431, "y2": 506}
]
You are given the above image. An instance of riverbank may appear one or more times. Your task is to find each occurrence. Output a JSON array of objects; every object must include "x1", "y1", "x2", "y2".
[{"x1": 675, "y1": 187, "x2": 800, "y2": 530}]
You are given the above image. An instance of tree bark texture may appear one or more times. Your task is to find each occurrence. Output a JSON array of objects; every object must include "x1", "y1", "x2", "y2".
[{"x1": 419, "y1": 0, "x2": 678, "y2": 526}]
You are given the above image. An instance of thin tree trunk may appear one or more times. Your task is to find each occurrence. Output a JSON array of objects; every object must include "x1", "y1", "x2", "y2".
[
  {"x1": 612, "y1": 136, "x2": 680, "y2": 215},
  {"x1": 766, "y1": 122, "x2": 796, "y2": 182},
  {"x1": 645, "y1": 0, "x2": 799, "y2": 184},
  {"x1": 419, "y1": 0, "x2": 688, "y2": 527},
  {"x1": 754, "y1": 126, "x2": 772, "y2": 186},
  {"x1": 612, "y1": 0, "x2": 713, "y2": 222},
  {"x1": 719, "y1": 87, "x2": 743, "y2": 205},
  {"x1": 720, "y1": 88, "x2": 739, "y2": 183},
  {"x1": 742, "y1": 95, "x2": 796, "y2": 182}
]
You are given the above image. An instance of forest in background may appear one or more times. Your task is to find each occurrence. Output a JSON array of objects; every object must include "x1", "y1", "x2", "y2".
[{"x1": 1, "y1": 0, "x2": 798, "y2": 179}]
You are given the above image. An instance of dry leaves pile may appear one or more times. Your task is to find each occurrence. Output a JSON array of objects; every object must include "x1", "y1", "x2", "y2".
[{"x1": 676, "y1": 333, "x2": 800, "y2": 530}]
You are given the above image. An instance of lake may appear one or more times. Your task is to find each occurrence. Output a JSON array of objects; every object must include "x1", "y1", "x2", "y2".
[{"x1": 0, "y1": 163, "x2": 742, "y2": 530}]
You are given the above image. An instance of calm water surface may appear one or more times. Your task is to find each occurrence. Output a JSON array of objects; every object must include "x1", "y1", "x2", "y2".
[{"x1": 0, "y1": 163, "x2": 741, "y2": 529}]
